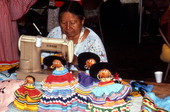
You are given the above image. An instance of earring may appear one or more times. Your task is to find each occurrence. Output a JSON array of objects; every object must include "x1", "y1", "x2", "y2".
[
  {"x1": 50, "y1": 65, "x2": 55, "y2": 69},
  {"x1": 84, "y1": 65, "x2": 88, "y2": 69},
  {"x1": 97, "y1": 74, "x2": 101, "y2": 80}
]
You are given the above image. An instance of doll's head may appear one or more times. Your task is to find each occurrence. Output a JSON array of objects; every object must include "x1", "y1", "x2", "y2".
[
  {"x1": 43, "y1": 56, "x2": 66, "y2": 69},
  {"x1": 25, "y1": 75, "x2": 35, "y2": 85},
  {"x1": 90, "y1": 62, "x2": 115, "y2": 82},
  {"x1": 78, "y1": 52, "x2": 100, "y2": 71},
  {"x1": 52, "y1": 59, "x2": 63, "y2": 68},
  {"x1": 97, "y1": 68, "x2": 113, "y2": 81}
]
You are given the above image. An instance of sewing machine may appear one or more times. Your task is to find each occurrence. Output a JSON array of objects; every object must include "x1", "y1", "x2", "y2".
[{"x1": 17, "y1": 35, "x2": 74, "y2": 81}]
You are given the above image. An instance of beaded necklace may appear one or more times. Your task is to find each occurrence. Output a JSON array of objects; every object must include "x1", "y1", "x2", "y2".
[{"x1": 74, "y1": 27, "x2": 85, "y2": 54}]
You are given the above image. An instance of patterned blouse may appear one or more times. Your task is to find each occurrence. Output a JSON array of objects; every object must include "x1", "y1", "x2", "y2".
[{"x1": 47, "y1": 26, "x2": 108, "y2": 62}]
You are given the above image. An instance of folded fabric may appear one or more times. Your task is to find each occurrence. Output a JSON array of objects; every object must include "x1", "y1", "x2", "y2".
[
  {"x1": 0, "y1": 79, "x2": 25, "y2": 112},
  {"x1": 141, "y1": 92, "x2": 170, "y2": 112},
  {"x1": 130, "y1": 80, "x2": 154, "y2": 96}
]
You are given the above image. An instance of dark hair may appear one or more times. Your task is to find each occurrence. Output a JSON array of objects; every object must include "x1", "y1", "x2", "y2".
[
  {"x1": 59, "y1": 1, "x2": 85, "y2": 21},
  {"x1": 90, "y1": 63, "x2": 115, "y2": 79},
  {"x1": 78, "y1": 52, "x2": 100, "y2": 71},
  {"x1": 43, "y1": 56, "x2": 66, "y2": 66}
]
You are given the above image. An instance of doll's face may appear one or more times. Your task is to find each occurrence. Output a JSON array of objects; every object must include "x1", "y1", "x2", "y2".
[
  {"x1": 25, "y1": 77, "x2": 34, "y2": 84},
  {"x1": 53, "y1": 59, "x2": 63, "y2": 68},
  {"x1": 85, "y1": 58, "x2": 96, "y2": 68},
  {"x1": 98, "y1": 69, "x2": 111, "y2": 78},
  {"x1": 98, "y1": 69, "x2": 113, "y2": 82}
]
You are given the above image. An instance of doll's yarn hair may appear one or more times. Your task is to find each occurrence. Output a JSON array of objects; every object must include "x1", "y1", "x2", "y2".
[
  {"x1": 43, "y1": 56, "x2": 66, "y2": 67},
  {"x1": 78, "y1": 52, "x2": 100, "y2": 71},
  {"x1": 90, "y1": 62, "x2": 115, "y2": 79}
]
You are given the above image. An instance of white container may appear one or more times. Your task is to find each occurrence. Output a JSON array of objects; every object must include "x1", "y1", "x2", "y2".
[{"x1": 154, "y1": 71, "x2": 163, "y2": 83}]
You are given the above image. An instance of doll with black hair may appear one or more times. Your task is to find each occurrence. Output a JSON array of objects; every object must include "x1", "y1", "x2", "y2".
[
  {"x1": 74, "y1": 52, "x2": 100, "y2": 111},
  {"x1": 14, "y1": 75, "x2": 42, "y2": 111},
  {"x1": 87, "y1": 62, "x2": 131, "y2": 112},
  {"x1": 38, "y1": 56, "x2": 78, "y2": 112}
]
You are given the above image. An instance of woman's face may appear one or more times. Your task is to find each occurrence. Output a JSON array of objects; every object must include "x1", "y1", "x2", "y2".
[{"x1": 59, "y1": 12, "x2": 85, "y2": 39}]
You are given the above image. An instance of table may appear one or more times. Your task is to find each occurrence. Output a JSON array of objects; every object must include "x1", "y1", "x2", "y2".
[{"x1": 125, "y1": 79, "x2": 170, "y2": 97}]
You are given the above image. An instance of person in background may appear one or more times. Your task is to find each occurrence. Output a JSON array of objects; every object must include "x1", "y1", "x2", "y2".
[
  {"x1": 0, "y1": 0, "x2": 37, "y2": 70},
  {"x1": 43, "y1": 1, "x2": 108, "y2": 67}
]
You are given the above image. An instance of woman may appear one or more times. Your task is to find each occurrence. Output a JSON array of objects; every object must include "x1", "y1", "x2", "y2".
[{"x1": 42, "y1": 1, "x2": 108, "y2": 65}]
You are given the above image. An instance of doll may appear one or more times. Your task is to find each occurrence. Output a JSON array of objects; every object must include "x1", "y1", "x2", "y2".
[
  {"x1": 14, "y1": 75, "x2": 42, "y2": 111},
  {"x1": 77, "y1": 52, "x2": 101, "y2": 74},
  {"x1": 87, "y1": 62, "x2": 131, "y2": 112},
  {"x1": 38, "y1": 56, "x2": 78, "y2": 112},
  {"x1": 74, "y1": 52, "x2": 100, "y2": 111}
]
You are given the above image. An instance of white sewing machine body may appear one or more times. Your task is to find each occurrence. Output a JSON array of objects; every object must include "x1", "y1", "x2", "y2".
[{"x1": 17, "y1": 35, "x2": 74, "y2": 81}]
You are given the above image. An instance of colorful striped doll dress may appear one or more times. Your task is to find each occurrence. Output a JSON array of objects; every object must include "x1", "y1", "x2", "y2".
[
  {"x1": 38, "y1": 56, "x2": 78, "y2": 112},
  {"x1": 14, "y1": 75, "x2": 42, "y2": 111},
  {"x1": 74, "y1": 52, "x2": 101, "y2": 111},
  {"x1": 86, "y1": 63, "x2": 132, "y2": 112}
]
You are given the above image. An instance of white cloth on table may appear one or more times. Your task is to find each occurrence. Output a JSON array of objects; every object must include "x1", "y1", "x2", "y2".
[{"x1": 129, "y1": 96, "x2": 143, "y2": 112}]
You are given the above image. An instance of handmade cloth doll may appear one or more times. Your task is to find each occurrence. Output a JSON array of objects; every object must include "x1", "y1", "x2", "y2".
[
  {"x1": 87, "y1": 62, "x2": 131, "y2": 112},
  {"x1": 74, "y1": 52, "x2": 100, "y2": 111},
  {"x1": 0, "y1": 79, "x2": 25, "y2": 112},
  {"x1": 38, "y1": 56, "x2": 78, "y2": 112},
  {"x1": 14, "y1": 75, "x2": 42, "y2": 111}
]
